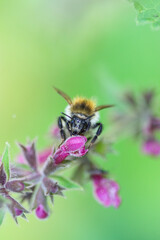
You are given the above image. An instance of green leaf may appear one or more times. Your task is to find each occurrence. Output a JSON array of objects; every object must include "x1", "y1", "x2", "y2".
[
  {"x1": 130, "y1": 0, "x2": 160, "y2": 29},
  {"x1": 2, "y1": 142, "x2": 10, "y2": 180},
  {"x1": 0, "y1": 208, "x2": 5, "y2": 226},
  {"x1": 51, "y1": 175, "x2": 83, "y2": 190}
]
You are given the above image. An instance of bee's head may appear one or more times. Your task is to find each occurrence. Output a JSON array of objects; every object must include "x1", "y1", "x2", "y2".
[
  {"x1": 70, "y1": 115, "x2": 93, "y2": 135},
  {"x1": 61, "y1": 112, "x2": 94, "y2": 135},
  {"x1": 70, "y1": 116, "x2": 83, "y2": 135}
]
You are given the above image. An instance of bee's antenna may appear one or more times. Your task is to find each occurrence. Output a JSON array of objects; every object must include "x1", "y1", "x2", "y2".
[
  {"x1": 86, "y1": 114, "x2": 95, "y2": 120},
  {"x1": 61, "y1": 112, "x2": 72, "y2": 119}
]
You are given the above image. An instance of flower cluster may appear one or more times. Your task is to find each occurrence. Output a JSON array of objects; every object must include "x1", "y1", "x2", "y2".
[
  {"x1": 111, "y1": 90, "x2": 160, "y2": 157},
  {"x1": 0, "y1": 131, "x2": 121, "y2": 225}
]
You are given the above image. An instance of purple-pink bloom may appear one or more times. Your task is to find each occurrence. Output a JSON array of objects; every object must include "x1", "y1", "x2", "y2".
[
  {"x1": 38, "y1": 148, "x2": 52, "y2": 164},
  {"x1": 142, "y1": 139, "x2": 160, "y2": 156},
  {"x1": 53, "y1": 136, "x2": 88, "y2": 164},
  {"x1": 35, "y1": 204, "x2": 48, "y2": 219},
  {"x1": 92, "y1": 174, "x2": 121, "y2": 208},
  {"x1": 17, "y1": 154, "x2": 26, "y2": 164}
]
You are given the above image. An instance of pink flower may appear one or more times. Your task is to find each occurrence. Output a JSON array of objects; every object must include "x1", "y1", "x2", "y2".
[
  {"x1": 38, "y1": 148, "x2": 52, "y2": 164},
  {"x1": 92, "y1": 174, "x2": 121, "y2": 208},
  {"x1": 17, "y1": 154, "x2": 26, "y2": 164},
  {"x1": 53, "y1": 136, "x2": 88, "y2": 164},
  {"x1": 142, "y1": 139, "x2": 160, "y2": 156},
  {"x1": 35, "y1": 204, "x2": 48, "y2": 220},
  {"x1": 17, "y1": 148, "x2": 52, "y2": 165}
]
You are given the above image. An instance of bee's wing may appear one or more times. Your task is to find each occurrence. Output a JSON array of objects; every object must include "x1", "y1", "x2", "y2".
[
  {"x1": 95, "y1": 104, "x2": 114, "y2": 112},
  {"x1": 54, "y1": 87, "x2": 72, "y2": 105}
]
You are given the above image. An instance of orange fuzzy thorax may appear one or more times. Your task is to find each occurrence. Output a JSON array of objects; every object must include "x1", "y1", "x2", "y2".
[{"x1": 71, "y1": 97, "x2": 96, "y2": 116}]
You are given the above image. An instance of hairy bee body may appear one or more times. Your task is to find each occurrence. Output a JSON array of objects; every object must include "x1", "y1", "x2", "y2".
[
  {"x1": 54, "y1": 87, "x2": 113, "y2": 148},
  {"x1": 65, "y1": 97, "x2": 99, "y2": 125},
  {"x1": 71, "y1": 97, "x2": 96, "y2": 115}
]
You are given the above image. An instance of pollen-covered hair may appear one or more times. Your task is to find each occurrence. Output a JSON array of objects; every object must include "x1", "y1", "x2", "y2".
[
  {"x1": 71, "y1": 97, "x2": 96, "y2": 116},
  {"x1": 54, "y1": 87, "x2": 114, "y2": 116}
]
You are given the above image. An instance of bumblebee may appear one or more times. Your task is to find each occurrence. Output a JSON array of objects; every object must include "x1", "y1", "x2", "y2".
[{"x1": 54, "y1": 87, "x2": 113, "y2": 148}]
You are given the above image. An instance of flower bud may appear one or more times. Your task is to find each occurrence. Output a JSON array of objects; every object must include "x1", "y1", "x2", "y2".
[
  {"x1": 5, "y1": 180, "x2": 25, "y2": 192},
  {"x1": 142, "y1": 139, "x2": 160, "y2": 156},
  {"x1": 35, "y1": 204, "x2": 48, "y2": 219},
  {"x1": 92, "y1": 174, "x2": 121, "y2": 208},
  {"x1": 53, "y1": 149, "x2": 69, "y2": 164},
  {"x1": 60, "y1": 136, "x2": 87, "y2": 152},
  {"x1": 15, "y1": 208, "x2": 23, "y2": 216},
  {"x1": 53, "y1": 136, "x2": 88, "y2": 164}
]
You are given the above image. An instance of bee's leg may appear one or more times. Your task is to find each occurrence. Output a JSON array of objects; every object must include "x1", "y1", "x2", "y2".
[
  {"x1": 58, "y1": 116, "x2": 67, "y2": 142},
  {"x1": 86, "y1": 122, "x2": 91, "y2": 131},
  {"x1": 85, "y1": 123, "x2": 92, "y2": 141},
  {"x1": 81, "y1": 122, "x2": 91, "y2": 136},
  {"x1": 65, "y1": 120, "x2": 72, "y2": 136},
  {"x1": 88, "y1": 123, "x2": 103, "y2": 149},
  {"x1": 58, "y1": 116, "x2": 71, "y2": 142},
  {"x1": 62, "y1": 117, "x2": 72, "y2": 136}
]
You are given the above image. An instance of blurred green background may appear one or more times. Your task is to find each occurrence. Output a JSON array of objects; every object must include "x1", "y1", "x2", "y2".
[{"x1": 1, "y1": 0, "x2": 160, "y2": 239}]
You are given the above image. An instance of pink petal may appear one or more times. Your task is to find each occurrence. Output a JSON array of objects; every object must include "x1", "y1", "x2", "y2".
[
  {"x1": 15, "y1": 208, "x2": 23, "y2": 216},
  {"x1": 17, "y1": 147, "x2": 52, "y2": 165},
  {"x1": 112, "y1": 194, "x2": 121, "y2": 208},
  {"x1": 70, "y1": 146, "x2": 88, "y2": 157},
  {"x1": 92, "y1": 175, "x2": 121, "y2": 208},
  {"x1": 17, "y1": 154, "x2": 26, "y2": 164},
  {"x1": 38, "y1": 148, "x2": 52, "y2": 164},
  {"x1": 142, "y1": 140, "x2": 160, "y2": 156},
  {"x1": 35, "y1": 204, "x2": 48, "y2": 219},
  {"x1": 60, "y1": 136, "x2": 87, "y2": 153},
  {"x1": 53, "y1": 149, "x2": 69, "y2": 164}
]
